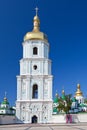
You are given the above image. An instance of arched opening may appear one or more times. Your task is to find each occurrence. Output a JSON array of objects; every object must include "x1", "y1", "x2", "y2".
[
  {"x1": 33, "y1": 47, "x2": 38, "y2": 55},
  {"x1": 33, "y1": 65, "x2": 37, "y2": 70},
  {"x1": 32, "y1": 115, "x2": 38, "y2": 123},
  {"x1": 32, "y1": 84, "x2": 38, "y2": 99}
]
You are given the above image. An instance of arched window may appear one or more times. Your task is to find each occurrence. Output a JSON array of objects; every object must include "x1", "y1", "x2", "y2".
[
  {"x1": 33, "y1": 47, "x2": 38, "y2": 55},
  {"x1": 32, "y1": 84, "x2": 38, "y2": 99}
]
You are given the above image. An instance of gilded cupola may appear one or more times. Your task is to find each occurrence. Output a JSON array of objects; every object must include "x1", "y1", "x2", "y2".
[
  {"x1": 75, "y1": 84, "x2": 83, "y2": 96},
  {"x1": 55, "y1": 92, "x2": 58, "y2": 98},
  {"x1": 62, "y1": 89, "x2": 65, "y2": 95},
  {"x1": 61, "y1": 89, "x2": 66, "y2": 100},
  {"x1": 24, "y1": 7, "x2": 48, "y2": 42},
  {"x1": 53, "y1": 91, "x2": 59, "y2": 103}
]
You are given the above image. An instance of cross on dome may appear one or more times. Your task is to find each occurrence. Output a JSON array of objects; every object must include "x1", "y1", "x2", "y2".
[
  {"x1": 62, "y1": 86, "x2": 64, "y2": 91},
  {"x1": 5, "y1": 91, "x2": 7, "y2": 97},
  {"x1": 35, "y1": 7, "x2": 39, "y2": 16}
]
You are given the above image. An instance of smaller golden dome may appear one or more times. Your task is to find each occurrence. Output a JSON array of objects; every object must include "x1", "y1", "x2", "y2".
[
  {"x1": 75, "y1": 84, "x2": 83, "y2": 96},
  {"x1": 4, "y1": 97, "x2": 7, "y2": 101},
  {"x1": 33, "y1": 15, "x2": 40, "y2": 21},
  {"x1": 24, "y1": 8, "x2": 48, "y2": 42},
  {"x1": 55, "y1": 92, "x2": 58, "y2": 97},
  {"x1": 62, "y1": 89, "x2": 65, "y2": 95}
]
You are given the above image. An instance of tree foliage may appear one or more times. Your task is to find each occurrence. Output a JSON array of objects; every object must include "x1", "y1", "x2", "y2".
[
  {"x1": 84, "y1": 98, "x2": 87, "y2": 104},
  {"x1": 58, "y1": 94, "x2": 72, "y2": 114}
]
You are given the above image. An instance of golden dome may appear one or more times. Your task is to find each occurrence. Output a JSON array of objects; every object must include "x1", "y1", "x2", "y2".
[
  {"x1": 62, "y1": 89, "x2": 65, "y2": 95},
  {"x1": 75, "y1": 84, "x2": 83, "y2": 96},
  {"x1": 55, "y1": 91, "x2": 58, "y2": 97},
  {"x1": 24, "y1": 8, "x2": 48, "y2": 42}
]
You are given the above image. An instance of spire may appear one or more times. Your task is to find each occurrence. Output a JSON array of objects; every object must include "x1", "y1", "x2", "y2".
[
  {"x1": 35, "y1": 7, "x2": 38, "y2": 16},
  {"x1": 55, "y1": 90, "x2": 58, "y2": 97},
  {"x1": 62, "y1": 89, "x2": 65, "y2": 95},
  {"x1": 75, "y1": 84, "x2": 83, "y2": 96},
  {"x1": 5, "y1": 91, "x2": 7, "y2": 98},
  {"x1": 54, "y1": 90, "x2": 59, "y2": 103},
  {"x1": 2, "y1": 92, "x2": 9, "y2": 105},
  {"x1": 33, "y1": 7, "x2": 40, "y2": 32},
  {"x1": 61, "y1": 89, "x2": 66, "y2": 100},
  {"x1": 4, "y1": 91, "x2": 7, "y2": 101}
]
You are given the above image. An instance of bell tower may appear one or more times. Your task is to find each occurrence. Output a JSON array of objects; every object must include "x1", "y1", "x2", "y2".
[{"x1": 16, "y1": 8, "x2": 53, "y2": 123}]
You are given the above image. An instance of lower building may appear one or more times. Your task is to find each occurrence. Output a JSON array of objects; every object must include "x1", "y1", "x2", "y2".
[
  {"x1": 0, "y1": 96, "x2": 15, "y2": 115},
  {"x1": 53, "y1": 84, "x2": 87, "y2": 115}
]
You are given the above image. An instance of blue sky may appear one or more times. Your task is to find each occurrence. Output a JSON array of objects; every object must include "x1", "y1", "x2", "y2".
[{"x1": 0, "y1": 0, "x2": 87, "y2": 106}]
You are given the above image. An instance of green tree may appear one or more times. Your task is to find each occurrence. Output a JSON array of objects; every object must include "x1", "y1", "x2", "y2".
[
  {"x1": 84, "y1": 98, "x2": 87, "y2": 104},
  {"x1": 58, "y1": 94, "x2": 72, "y2": 114}
]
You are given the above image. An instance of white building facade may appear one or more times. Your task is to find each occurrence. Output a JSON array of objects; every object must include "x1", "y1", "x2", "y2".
[{"x1": 16, "y1": 9, "x2": 53, "y2": 123}]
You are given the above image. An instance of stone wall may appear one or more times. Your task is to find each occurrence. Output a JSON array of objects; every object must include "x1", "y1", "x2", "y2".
[
  {"x1": 72, "y1": 114, "x2": 87, "y2": 123},
  {"x1": 51, "y1": 114, "x2": 66, "y2": 123},
  {"x1": 0, "y1": 115, "x2": 16, "y2": 124},
  {"x1": 52, "y1": 114, "x2": 87, "y2": 123},
  {"x1": 0, "y1": 114, "x2": 87, "y2": 124}
]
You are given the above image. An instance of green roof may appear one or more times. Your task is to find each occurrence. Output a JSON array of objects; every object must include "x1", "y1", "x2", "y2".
[
  {"x1": 61, "y1": 94, "x2": 66, "y2": 100},
  {"x1": 72, "y1": 97, "x2": 76, "y2": 102},
  {"x1": 53, "y1": 108, "x2": 58, "y2": 113},
  {"x1": 80, "y1": 104, "x2": 87, "y2": 107},
  {"x1": 2, "y1": 101, "x2": 9, "y2": 105},
  {"x1": 1, "y1": 97, "x2": 9, "y2": 105},
  {"x1": 54, "y1": 97, "x2": 59, "y2": 103}
]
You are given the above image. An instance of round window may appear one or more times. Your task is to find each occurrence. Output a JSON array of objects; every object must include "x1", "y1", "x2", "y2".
[{"x1": 33, "y1": 65, "x2": 37, "y2": 70}]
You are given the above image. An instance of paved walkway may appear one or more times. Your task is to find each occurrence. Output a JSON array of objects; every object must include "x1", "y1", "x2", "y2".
[{"x1": 0, "y1": 123, "x2": 87, "y2": 130}]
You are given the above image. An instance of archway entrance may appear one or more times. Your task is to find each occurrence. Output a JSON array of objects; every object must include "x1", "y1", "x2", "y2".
[{"x1": 32, "y1": 115, "x2": 38, "y2": 123}]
